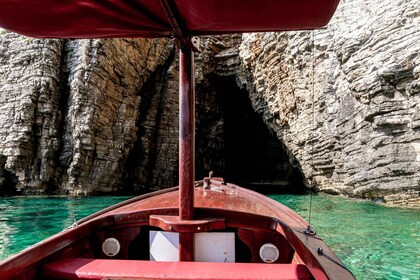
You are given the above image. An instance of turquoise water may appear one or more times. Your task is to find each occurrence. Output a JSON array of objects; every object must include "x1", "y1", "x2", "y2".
[
  {"x1": 0, "y1": 194, "x2": 419, "y2": 280},
  {"x1": 268, "y1": 194, "x2": 420, "y2": 280},
  {"x1": 0, "y1": 196, "x2": 131, "y2": 259}
]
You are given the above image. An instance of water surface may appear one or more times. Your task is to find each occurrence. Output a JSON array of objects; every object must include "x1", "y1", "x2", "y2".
[
  {"x1": 0, "y1": 194, "x2": 419, "y2": 280},
  {"x1": 269, "y1": 194, "x2": 420, "y2": 280}
]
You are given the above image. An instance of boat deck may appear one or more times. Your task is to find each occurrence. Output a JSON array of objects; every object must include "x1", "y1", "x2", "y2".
[{"x1": 0, "y1": 181, "x2": 354, "y2": 280}]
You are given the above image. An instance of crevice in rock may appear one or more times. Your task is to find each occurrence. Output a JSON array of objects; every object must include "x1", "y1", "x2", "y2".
[
  {"x1": 0, "y1": 155, "x2": 18, "y2": 195},
  {"x1": 52, "y1": 39, "x2": 72, "y2": 194},
  {"x1": 124, "y1": 50, "x2": 176, "y2": 194},
  {"x1": 0, "y1": 169, "x2": 19, "y2": 195},
  {"x1": 212, "y1": 75, "x2": 306, "y2": 193},
  {"x1": 195, "y1": 77, "x2": 226, "y2": 181}
]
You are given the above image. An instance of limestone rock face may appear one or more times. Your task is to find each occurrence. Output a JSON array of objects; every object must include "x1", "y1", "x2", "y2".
[
  {"x1": 0, "y1": 33, "x2": 172, "y2": 194},
  {"x1": 122, "y1": 36, "x2": 239, "y2": 192},
  {"x1": 238, "y1": 0, "x2": 420, "y2": 205},
  {"x1": 0, "y1": 33, "x2": 234, "y2": 195}
]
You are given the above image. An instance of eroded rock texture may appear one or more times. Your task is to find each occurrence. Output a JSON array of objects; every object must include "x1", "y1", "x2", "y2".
[
  {"x1": 0, "y1": 34, "x2": 172, "y2": 194},
  {"x1": 0, "y1": 0, "x2": 419, "y2": 206},
  {"x1": 238, "y1": 0, "x2": 420, "y2": 205},
  {"x1": 0, "y1": 32, "x2": 301, "y2": 196}
]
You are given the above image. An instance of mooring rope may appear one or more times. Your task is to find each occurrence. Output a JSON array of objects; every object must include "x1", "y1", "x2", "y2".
[{"x1": 317, "y1": 248, "x2": 356, "y2": 277}]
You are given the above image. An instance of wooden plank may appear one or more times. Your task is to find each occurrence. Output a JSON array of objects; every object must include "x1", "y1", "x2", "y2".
[{"x1": 150, "y1": 215, "x2": 225, "y2": 232}]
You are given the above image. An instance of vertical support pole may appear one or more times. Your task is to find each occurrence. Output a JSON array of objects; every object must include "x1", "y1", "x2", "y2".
[
  {"x1": 179, "y1": 46, "x2": 195, "y2": 221},
  {"x1": 178, "y1": 45, "x2": 195, "y2": 261}
]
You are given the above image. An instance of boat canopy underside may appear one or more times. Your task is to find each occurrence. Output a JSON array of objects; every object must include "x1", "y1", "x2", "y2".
[{"x1": 0, "y1": 0, "x2": 340, "y2": 38}]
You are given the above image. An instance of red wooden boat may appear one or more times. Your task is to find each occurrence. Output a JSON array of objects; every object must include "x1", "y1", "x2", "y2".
[{"x1": 0, "y1": 0, "x2": 355, "y2": 279}]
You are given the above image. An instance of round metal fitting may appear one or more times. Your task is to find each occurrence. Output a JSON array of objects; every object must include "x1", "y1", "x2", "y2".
[
  {"x1": 259, "y1": 243, "x2": 279, "y2": 263},
  {"x1": 102, "y1": 237, "x2": 121, "y2": 257}
]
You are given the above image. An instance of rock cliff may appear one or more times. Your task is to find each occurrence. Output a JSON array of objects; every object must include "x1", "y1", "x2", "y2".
[
  {"x1": 238, "y1": 0, "x2": 419, "y2": 205},
  {"x1": 0, "y1": 34, "x2": 173, "y2": 194},
  {"x1": 0, "y1": 32, "x2": 298, "y2": 195},
  {"x1": 0, "y1": 0, "x2": 419, "y2": 205}
]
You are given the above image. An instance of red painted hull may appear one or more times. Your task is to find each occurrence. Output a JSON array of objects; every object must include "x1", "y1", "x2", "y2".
[{"x1": 0, "y1": 179, "x2": 355, "y2": 280}]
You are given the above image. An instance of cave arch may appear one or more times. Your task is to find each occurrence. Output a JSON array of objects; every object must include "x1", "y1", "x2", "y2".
[{"x1": 211, "y1": 75, "x2": 305, "y2": 193}]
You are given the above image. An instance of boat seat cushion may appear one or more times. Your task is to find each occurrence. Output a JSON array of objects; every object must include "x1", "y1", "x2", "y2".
[{"x1": 42, "y1": 258, "x2": 313, "y2": 280}]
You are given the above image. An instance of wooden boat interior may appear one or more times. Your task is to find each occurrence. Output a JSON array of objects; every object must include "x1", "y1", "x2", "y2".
[{"x1": 0, "y1": 176, "x2": 354, "y2": 280}]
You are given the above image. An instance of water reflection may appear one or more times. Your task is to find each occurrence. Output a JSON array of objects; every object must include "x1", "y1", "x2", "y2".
[
  {"x1": 0, "y1": 201, "x2": 18, "y2": 258},
  {"x1": 0, "y1": 222, "x2": 14, "y2": 258}
]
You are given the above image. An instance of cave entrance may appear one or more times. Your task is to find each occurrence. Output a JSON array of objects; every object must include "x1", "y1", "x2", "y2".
[
  {"x1": 214, "y1": 76, "x2": 305, "y2": 193},
  {"x1": 0, "y1": 159, "x2": 19, "y2": 195}
]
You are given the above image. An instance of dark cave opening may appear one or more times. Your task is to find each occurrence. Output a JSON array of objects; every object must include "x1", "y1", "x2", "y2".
[
  {"x1": 213, "y1": 76, "x2": 305, "y2": 193},
  {"x1": 122, "y1": 63, "x2": 306, "y2": 194},
  {"x1": 0, "y1": 156, "x2": 19, "y2": 195}
]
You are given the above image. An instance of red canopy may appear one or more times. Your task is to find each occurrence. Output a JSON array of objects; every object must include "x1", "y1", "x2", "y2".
[{"x1": 0, "y1": 0, "x2": 339, "y2": 39}]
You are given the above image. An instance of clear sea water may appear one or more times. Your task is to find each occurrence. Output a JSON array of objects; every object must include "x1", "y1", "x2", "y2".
[{"x1": 0, "y1": 194, "x2": 419, "y2": 280}]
